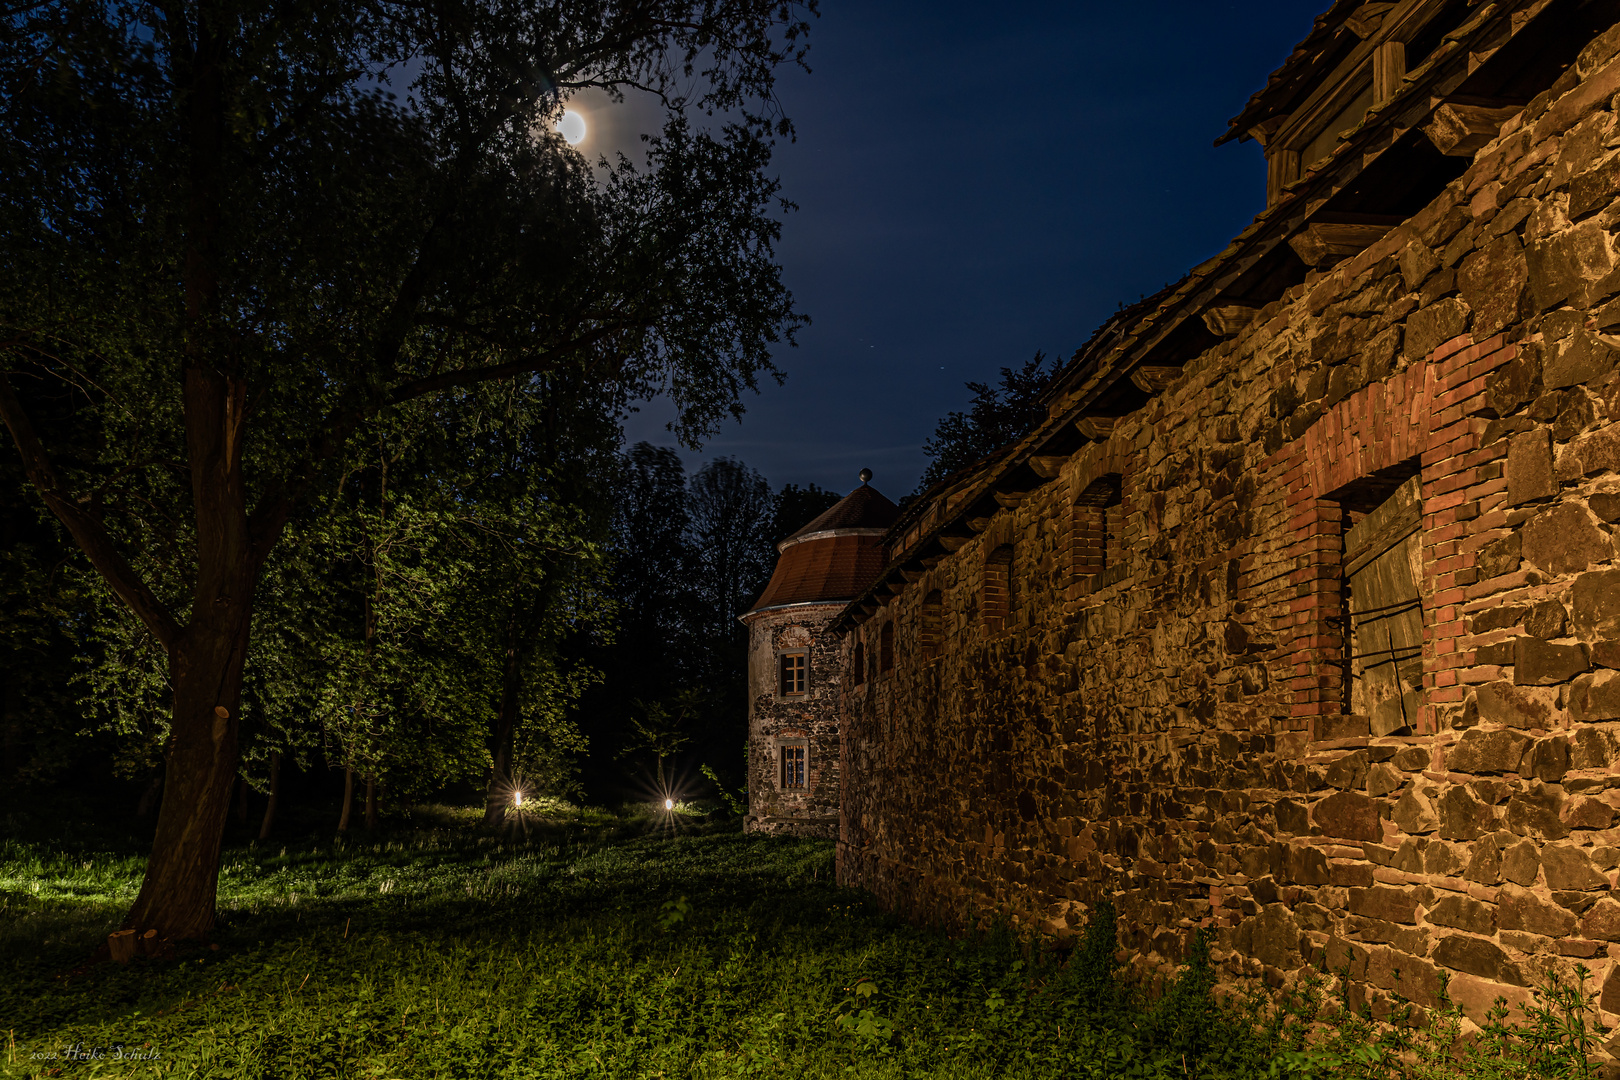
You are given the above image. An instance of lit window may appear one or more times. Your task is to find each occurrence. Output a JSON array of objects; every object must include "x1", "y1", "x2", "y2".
[
  {"x1": 780, "y1": 744, "x2": 807, "y2": 790},
  {"x1": 779, "y1": 652, "x2": 807, "y2": 697}
]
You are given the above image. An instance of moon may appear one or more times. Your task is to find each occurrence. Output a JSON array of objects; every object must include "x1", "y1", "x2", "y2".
[{"x1": 557, "y1": 110, "x2": 586, "y2": 146}]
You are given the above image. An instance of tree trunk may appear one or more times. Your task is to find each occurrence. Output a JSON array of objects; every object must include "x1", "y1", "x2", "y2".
[
  {"x1": 364, "y1": 774, "x2": 377, "y2": 830},
  {"x1": 338, "y1": 765, "x2": 355, "y2": 832},
  {"x1": 482, "y1": 616, "x2": 524, "y2": 827},
  {"x1": 258, "y1": 751, "x2": 280, "y2": 840},
  {"x1": 121, "y1": 603, "x2": 254, "y2": 940}
]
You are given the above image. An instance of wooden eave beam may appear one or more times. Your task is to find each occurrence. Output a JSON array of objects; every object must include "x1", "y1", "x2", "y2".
[
  {"x1": 1028, "y1": 455, "x2": 1068, "y2": 479},
  {"x1": 1201, "y1": 304, "x2": 1260, "y2": 338},
  {"x1": 1129, "y1": 365, "x2": 1181, "y2": 394},
  {"x1": 1287, "y1": 220, "x2": 1396, "y2": 268},
  {"x1": 1076, "y1": 416, "x2": 1117, "y2": 441},
  {"x1": 1421, "y1": 97, "x2": 1523, "y2": 156}
]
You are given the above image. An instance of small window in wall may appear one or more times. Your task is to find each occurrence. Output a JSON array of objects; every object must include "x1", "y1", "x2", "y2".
[
  {"x1": 983, "y1": 545, "x2": 1014, "y2": 631},
  {"x1": 1073, "y1": 475, "x2": 1124, "y2": 589},
  {"x1": 879, "y1": 621, "x2": 895, "y2": 672},
  {"x1": 1341, "y1": 471, "x2": 1424, "y2": 736},
  {"x1": 852, "y1": 640, "x2": 865, "y2": 686},
  {"x1": 779, "y1": 742, "x2": 807, "y2": 791},
  {"x1": 920, "y1": 590, "x2": 943, "y2": 660},
  {"x1": 778, "y1": 651, "x2": 807, "y2": 697}
]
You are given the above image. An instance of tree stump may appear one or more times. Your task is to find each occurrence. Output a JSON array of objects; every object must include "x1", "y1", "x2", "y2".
[{"x1": 108, "y1": 929, "x2": 137, "y2": 964}]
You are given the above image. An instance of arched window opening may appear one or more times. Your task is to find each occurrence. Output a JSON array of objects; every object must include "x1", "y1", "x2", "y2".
[
  {"x1": 1073, "y1": 475, "x2": 1125, "y2": 591},
  {"x1": 983, "y1": 545, "x2": 1014, "y2": 632},
  {"x1": 920, "y1": 590, "x2": 944, "y2": 659},
  {"x1": 879, "y1": 621, "x2": 895, "y2": 673}
]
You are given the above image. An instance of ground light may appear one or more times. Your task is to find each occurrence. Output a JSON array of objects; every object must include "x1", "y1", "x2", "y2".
[{"x1": 664, "y1": 798, "x2": 674, "y2": 810}]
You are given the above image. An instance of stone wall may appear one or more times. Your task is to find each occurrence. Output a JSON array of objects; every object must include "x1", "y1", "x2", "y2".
[
  {"x1": 840, "y1": 27, "x2": 1620, "y2": 1034},
  {"x1": 744, "y1": 604, "x2": 842, "y2": 837}
]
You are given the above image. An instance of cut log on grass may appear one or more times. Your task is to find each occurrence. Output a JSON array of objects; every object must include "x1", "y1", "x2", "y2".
[
  {"x1": 109, "y1": 929, "x2": 137, "y2": 964},
  {"x1": 139, "y1": 929, "x2": 159, "y2": 956}
]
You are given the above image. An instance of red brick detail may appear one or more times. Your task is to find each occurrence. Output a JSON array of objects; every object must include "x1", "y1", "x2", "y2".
[{"x1": 1269, "y1": 335, "x2": 1497, "y2": 730}]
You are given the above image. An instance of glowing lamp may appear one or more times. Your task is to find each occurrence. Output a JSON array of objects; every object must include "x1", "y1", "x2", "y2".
[
  {"x1": 664, "y1": 798, "x2": 674, "y2": 811},
  {"x1": 513, "y1": 791, "x2": 523, "y2": 807}
]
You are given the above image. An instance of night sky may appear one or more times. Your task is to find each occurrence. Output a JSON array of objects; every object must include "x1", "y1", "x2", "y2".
[{"x1": 617, "y1": 2, "x2": 1329, "y2": 501}]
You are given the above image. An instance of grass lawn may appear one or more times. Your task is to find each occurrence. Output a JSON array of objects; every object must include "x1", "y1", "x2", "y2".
[{"x1": 0, "y1": 803, "x2": 1606, "y2": 1079}]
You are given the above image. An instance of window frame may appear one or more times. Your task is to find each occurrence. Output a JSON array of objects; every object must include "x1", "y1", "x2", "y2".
[
  {"x1": 777, "y1": 649, "x2": 809, "y2": 698},
  {"x1": 778, "y1": 740, "x2": 809, "y2": 792}
]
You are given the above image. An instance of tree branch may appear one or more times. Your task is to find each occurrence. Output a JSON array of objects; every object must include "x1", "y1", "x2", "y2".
[
  {"x1": 0, "y1": 368, "x2": 182, "y2": 650},
  {"x1": 386, "y1": 322, "x2": 632, "y2": 403}
]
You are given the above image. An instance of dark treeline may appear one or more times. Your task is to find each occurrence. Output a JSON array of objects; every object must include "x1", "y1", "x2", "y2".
[
  {"x1": 575, "y1": 444, "x2": 841, "y2": 803},
  {"x1": 0, "y1": 427, "x2": 840, "y2": 828}
]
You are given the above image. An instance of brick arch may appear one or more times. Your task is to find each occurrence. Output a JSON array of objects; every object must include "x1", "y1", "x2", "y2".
[{"x1": 1263, "y1": 335, "x2": 1516, "y2": 735}]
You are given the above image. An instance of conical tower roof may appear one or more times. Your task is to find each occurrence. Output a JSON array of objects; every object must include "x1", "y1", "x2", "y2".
[{"x1": 746, "y1": 472, "x2": 898, "y2": 616}]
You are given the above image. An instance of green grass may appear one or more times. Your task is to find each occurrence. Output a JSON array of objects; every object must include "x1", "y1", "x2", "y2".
[{"x1": 0, "y1": 804, "x2": 1607, "y2": 1079}]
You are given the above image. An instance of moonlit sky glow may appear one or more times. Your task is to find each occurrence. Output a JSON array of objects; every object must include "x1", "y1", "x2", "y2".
[
  {"x1": 557, "y1": 109, "x2": 586, "y2": 145},
  {"x1": 604, "y1": 3, "x2": 1326, "y2": 497}
]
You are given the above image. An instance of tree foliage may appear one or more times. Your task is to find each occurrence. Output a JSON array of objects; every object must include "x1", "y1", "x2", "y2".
[
  {"x1": 917, "y1": 352, "x2": 1055, "y2": 493},
  {"x1": 0, "y1": 0, "x2": 815, "y2": 938}
]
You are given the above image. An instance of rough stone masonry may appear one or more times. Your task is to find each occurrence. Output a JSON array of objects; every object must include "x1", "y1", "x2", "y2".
[{"x1": 834, "y1": 0, "x2": 1620, "y2": 1048}]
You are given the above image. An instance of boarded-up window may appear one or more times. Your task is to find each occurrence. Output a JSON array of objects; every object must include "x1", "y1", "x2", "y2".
[
  {"x1": 984, "y1": 545, "x2": 1014, "y2": 631},
  {"x1": 1344, "y1": 474, "x2": 1423, "y2": 736},
  {"x1": 1073, "y1": 475, "x2": 1125, "y2": 589},
  {"x1": 879, "y1": 621, "x2": 895, "y2": 672},
  {"x1": 920, "y1": 590, "x2": 943, "y2": 659}
]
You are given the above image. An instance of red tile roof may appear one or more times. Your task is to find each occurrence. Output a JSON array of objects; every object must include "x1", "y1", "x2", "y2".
[
  {"x1": 748, "y1": 482, "x2": 900, "y2": 614},
  {"x1": 749, "y1": 533, "x2": 888, "y2": 612}
]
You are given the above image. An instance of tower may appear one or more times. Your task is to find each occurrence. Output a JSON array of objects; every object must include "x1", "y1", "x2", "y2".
[{"x1": 739, "y1": 470, "x2": 898, "y2": 837}]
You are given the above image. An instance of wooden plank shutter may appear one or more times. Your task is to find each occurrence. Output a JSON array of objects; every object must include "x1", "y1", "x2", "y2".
[{"x1": 1344, "y1": 474, "x2": 1424, "y2": 736}]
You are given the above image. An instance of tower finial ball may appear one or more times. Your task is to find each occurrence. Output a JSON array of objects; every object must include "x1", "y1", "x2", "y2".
[{"x1": 859, "y1": 468, "x2": 873, "y2": 484}]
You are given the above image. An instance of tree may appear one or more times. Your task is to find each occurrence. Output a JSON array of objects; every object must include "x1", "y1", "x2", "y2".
[
  {"x1": 687, "y1": 458, "x2": 777, "y2": 657},
  {"x1": 917, "y1": 352, "x2": 1055, "y2": 492},
  {"x1": 771, "y1": 482, "x2": 843, "y2": 544},
  {"x1": 0, "y1": 0, "x2": 813, "y2": 940}
]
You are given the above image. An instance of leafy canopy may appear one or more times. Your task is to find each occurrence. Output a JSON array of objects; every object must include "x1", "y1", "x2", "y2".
[{"x1": 916, "y1": 352, "x2": 1055, "y2": 494}]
